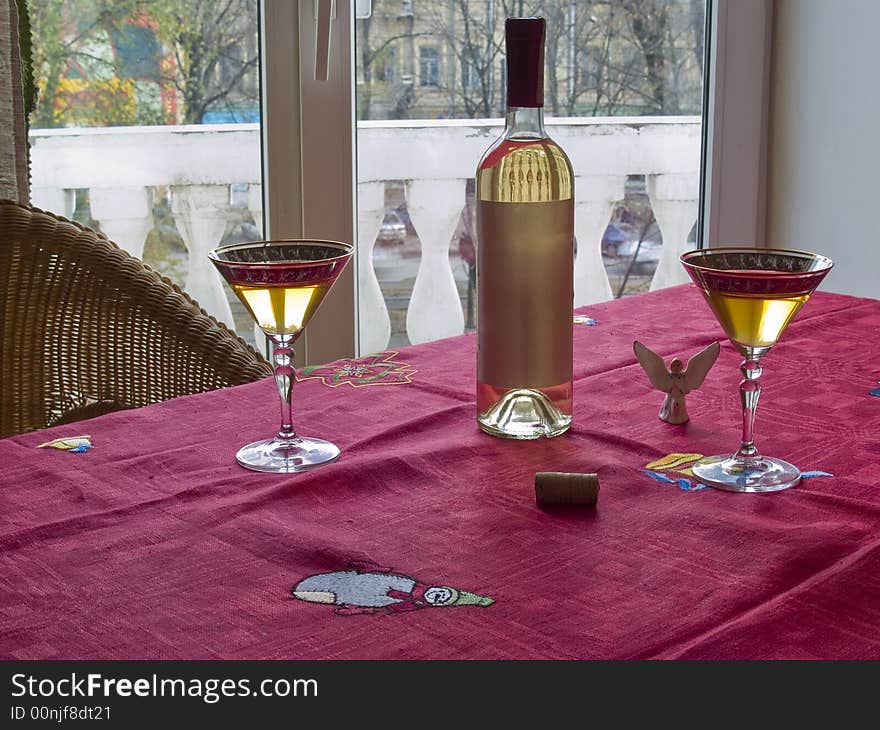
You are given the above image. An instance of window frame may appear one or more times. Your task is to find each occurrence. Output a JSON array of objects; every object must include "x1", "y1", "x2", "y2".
[
  {"x1": 260, "y1": 0, "x2": 356, "y2": 365},
  {"x1": 418, "y1": 46, "x2": 441, "y2": 88},
  {"x1": 700, "y1": 0, "x2": 773, "y2": 248}
]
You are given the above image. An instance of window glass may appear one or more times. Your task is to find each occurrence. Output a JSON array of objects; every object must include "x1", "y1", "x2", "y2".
[
  {"x1": 356, "y1": 0, "x2": 706, "y2": 351},
  {"x1": 28, "y1": 0, "x2": 263, "y2": 346},
  {"x1": 419, "y1": 47, "x2": 440, "y2": 87}
]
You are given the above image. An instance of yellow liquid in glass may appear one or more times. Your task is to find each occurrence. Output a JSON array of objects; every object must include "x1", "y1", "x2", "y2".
[
  {"x1": 706, "y1": 290, "x2": 809, "y2": 348},
  {"x1": 231, "y1": 282, "x2": 331, "y2": 335}
]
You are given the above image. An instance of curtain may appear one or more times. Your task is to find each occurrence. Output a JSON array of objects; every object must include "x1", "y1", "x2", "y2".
[{"x1": 0, "y1": 0, "x2": 28, "y2": 203}]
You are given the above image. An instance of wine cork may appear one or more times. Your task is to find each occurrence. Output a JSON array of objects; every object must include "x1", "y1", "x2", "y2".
[{"x1": 535, "y1": 472, "x2": 600, "y2": 507}]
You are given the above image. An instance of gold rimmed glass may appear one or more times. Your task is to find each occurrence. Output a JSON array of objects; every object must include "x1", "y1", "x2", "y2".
[
  {"x1": 680, "y1": 247, "x2": 833, "y2": 492},
  {"x1": 209, "y1": 240, "x2": 353, "y2": 473}
]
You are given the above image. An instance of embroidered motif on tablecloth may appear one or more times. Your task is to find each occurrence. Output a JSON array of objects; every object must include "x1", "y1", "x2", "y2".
[
  {"x1": 642, "y1": 452, "x2": 708, "y2": 491},
  {"x1": 642, "y1": 452, "x2": 833, "y2": 492},
  {"x1": 36, "y1": 435, "x2": 93, "y2": 453},
  {"x1": 870, "y1": 385, "x2": 880, "y2": 397},
  {"x1": 291, "y1": 560, "x2": 494, "y2": 616},
  {"x1": 297, "y1": 351, "x2": 417, "y2": 388},
  {"x1": 573, "y1": 315, "x2": 598, "y2": 326}
]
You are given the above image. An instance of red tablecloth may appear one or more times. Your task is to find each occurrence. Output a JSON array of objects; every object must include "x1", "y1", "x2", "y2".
[{"x1": 2, "y1": 285, "x2": 880, "y2": 660}]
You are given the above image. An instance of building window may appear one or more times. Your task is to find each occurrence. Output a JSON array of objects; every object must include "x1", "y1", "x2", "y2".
[
  {"x1": 419, "y1": 47, "x2": 440, "y2": 87},
  {"x1": 461, "y1": 58, "x2": 480, "y2": 89}
]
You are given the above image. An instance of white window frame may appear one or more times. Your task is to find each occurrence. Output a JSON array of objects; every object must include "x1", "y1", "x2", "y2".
[
  {"x1": 419, "y1": 46, "x2": 441, "y2": 88},
  {"x1": 260, "y1": 0, "x2": 357, "y2": 364},
  {"x1": 261, "y1": 0, "x2": 772, "y2": 363},
  {"x1": 701, "y1": 0, "x2": 773, "y2": 247}
]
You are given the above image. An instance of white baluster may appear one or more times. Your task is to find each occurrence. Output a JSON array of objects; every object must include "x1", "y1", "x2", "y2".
[
  {"x1": 648, "y1": 173, "x2": 699, "y2": 291},
  {"x1": 247, "y1": 184, "x2": 264, "y2": 236},
  {"x1": 574, "y1": 175, "x2": 622, "y2": 306},
  {"x1": 405, "y1": 179, "x2": 465, "y2": 345},
  {"x1": 357, "y1": 181, "x2": 391, "y2": 354},
  {"x1": 89, "y1": 187, "x2": 153, "y2": 259},
  {"x1": 171, "y1": 185, "x2": 234, "y2": 328},
  {"x1": 30, "y1": 187, "x2": 75, "y2": 218}
]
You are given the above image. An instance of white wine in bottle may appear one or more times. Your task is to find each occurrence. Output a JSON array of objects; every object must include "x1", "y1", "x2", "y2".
[{"x1": 476, "y1": 17, "x2": 575, "y2": 439}]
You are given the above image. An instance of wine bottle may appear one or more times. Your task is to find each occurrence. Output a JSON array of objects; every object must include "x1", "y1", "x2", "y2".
[{"x1": 475, "y1": 17, "x2": 574, "y2": 439}]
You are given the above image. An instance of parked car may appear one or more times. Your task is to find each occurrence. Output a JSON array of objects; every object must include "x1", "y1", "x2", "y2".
[
  {"x1": 376, "y1": 210, "x2": 407, "y2": 245},
  {"x1": 612, "y1": 237, "x2": 662, "y2": 275}
]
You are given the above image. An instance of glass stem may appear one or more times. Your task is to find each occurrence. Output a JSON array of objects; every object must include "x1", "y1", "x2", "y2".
[
  {"x1": 271, "y1": 334, "x2": 297, "y2": 442},
  {"x1": 736, "y1": 358, "x2": 762, "y2": 461}
]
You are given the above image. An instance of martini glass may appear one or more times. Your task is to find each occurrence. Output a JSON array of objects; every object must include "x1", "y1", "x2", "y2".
[
  {"x1": 209, "y1": 240, "x2": 353, "y2": 473},
  {"x1": 680, "y1": 247, "x2": 833, "y2": 492}
]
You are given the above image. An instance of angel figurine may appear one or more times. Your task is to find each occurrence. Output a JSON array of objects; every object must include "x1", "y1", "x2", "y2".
[{"x1": 633, "y1": 340, "x2": 720, "y2": 424}]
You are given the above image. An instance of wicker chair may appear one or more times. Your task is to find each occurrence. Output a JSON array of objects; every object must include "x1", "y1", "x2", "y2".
[{"x1": 0, "y1": 199, "x2": 272, "y2": 438}]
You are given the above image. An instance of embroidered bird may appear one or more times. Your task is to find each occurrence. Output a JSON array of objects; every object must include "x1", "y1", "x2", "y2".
[
  {"x1": 633, "y1": 340, "x2": 720, "y2": 424},
  {"x1": 291, "y1": 561, "x2": 494, "y2": 616}
]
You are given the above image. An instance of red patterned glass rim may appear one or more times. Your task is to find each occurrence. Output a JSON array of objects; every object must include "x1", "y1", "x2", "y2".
[
  {"x1": 680, "y1": 247, "x2": 833, "y2": 296},
  {"x1": 208, "y1": 239, "x2": 353, "y2": 286}
]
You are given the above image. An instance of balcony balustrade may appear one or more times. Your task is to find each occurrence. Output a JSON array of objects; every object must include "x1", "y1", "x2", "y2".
[{"x1": 29, "y1": 117, "x2": 700, "y2": 356}]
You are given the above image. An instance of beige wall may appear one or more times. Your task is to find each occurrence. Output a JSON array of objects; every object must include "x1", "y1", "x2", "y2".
[{"x1": 768, "y1": 0, "x2": 878, "y2": 298}]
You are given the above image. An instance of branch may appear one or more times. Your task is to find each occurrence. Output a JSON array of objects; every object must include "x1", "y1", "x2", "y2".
[
  {"x1": 195, "y1": 54, "x2": 259, "y2": 111},
  {"x1": 364, "y1": 32, "x2": 431, "y2": 67}
]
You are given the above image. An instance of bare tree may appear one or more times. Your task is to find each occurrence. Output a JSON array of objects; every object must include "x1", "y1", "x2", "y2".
[
  {"x1": 151, "y1": 0, "x2": 259, "y2": 124},
  {"x1": 420, "y1": 0, "x2": 506, "y2": 118},
  {"x1": 356, "y1": 12, "x2": 427, "y2": 120},
  {"x1": 689, "y1": 0, "x2": 705, "y2": 75},
  {"x1": 30, "y1": 0, "x2": 260, "y2": 127},
  {"x1": 352, "y1": 0, "x2": 704, "y2": 121},
  {"x1": 622, "y1": 0, "x2": 676, "y2": 113}
]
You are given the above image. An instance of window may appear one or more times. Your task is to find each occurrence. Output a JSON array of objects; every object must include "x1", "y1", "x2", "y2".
[
  {"x1": 461, "y1": 51, "x2": 480, "y2": 90},
  {"x1": 419, "y1": 47, "x2": 440, "y2": 88},
  {"x1": 274, "y1": 0, "x2": 774, "y2": 361},
  {"x1": 27, "y1": 1, "x2": 776, "y2": 364},
  {"x1": 352, "y1": 0, "x2": 717, "y2": 353}
]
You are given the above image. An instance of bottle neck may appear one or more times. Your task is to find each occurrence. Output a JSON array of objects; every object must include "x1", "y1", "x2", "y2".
[{"x1": 503, "y1": 106, "x2": 546, "y2": 140}]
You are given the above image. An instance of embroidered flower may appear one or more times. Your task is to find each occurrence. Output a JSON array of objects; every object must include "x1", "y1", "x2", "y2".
[{"x1": 298, "y1": 351, "x2": 416, "y2": 388}]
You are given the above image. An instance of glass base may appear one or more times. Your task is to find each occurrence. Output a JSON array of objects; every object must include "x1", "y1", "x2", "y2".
[
  {"x1": 477, "y1": 388, "x2": 571, "y2": 440},
  {"x1": 691, "y1": 454, "x2": 801, "y2": 493},
  {"x1": 235, "y1": 436, "x2": 340, "y2": 473}
]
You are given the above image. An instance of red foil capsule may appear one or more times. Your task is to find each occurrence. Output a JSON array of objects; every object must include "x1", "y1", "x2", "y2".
[{"x1": 505, "y1": 17, "x2": 545, "y2": 108}]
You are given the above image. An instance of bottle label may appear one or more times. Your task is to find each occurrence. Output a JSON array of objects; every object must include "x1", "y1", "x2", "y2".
[{"x1": 477, "y1": 199, "x2": 574, "y2": 389}]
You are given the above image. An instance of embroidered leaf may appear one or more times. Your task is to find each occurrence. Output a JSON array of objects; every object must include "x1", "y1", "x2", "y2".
[
  {"x1": 641, "y1": 469, "x2": 708, "y2": 492},
  {"x1": 869, "y1": 388, "x2": 880, "y2": 397},
  {"x1": 36, "y1": 435, "x2": 93, "y2": 452},
  {"x1": 677, "y1": 478, "x2": 709, "y2": 492},
  {"x1": 801, "y1": 470, "x2": 833, "y2": 478},
  {"x1": 641, "y1": 469, "x2": 679, "y2": 484},
  {"x1": 645, "y1": 453, "x2": 703, "y2": 471}
]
